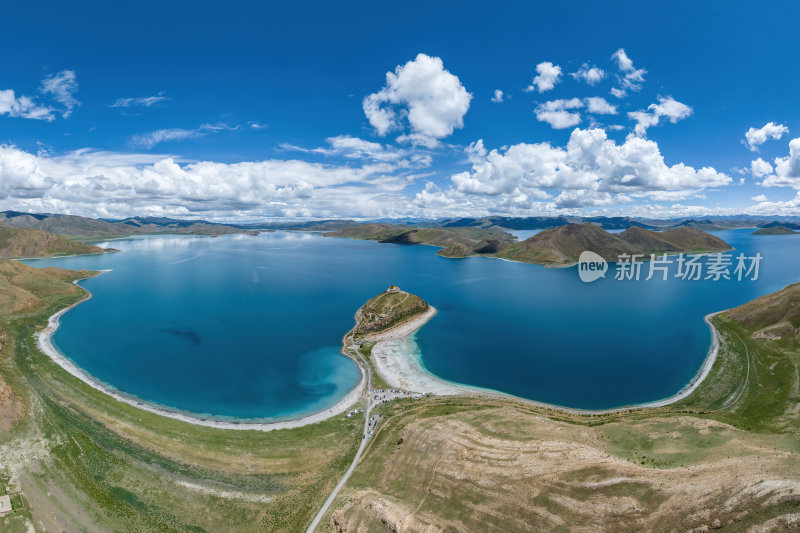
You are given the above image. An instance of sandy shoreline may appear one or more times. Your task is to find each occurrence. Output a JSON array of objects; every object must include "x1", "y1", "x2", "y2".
[
  {"x1": 367, "y1": 308, "x2": 723, "y2": 415},
  {"x1": 36, "y1": 273, "x2": 366, "y2": 432},
  {"x1": 36, "y1": 272, "x2": 723, "y2": 430},
  {"x1": 368, "y1": 307, "x2": 491, "y2": 396}
]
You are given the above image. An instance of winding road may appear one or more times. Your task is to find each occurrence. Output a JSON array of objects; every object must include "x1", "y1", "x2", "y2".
[{"x1": 305, "y1": 339, "x2": 373, "y2": 532}]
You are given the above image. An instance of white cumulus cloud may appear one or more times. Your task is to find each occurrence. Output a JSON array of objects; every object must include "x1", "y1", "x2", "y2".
[
  {"x1": 535, "y1": 98, "x2": 583, "y2": 129},
  {"x1": 610, "y1": 48, "x2": 646, "y2": 97},
  {"x1": 757, "y1": 138, "x2": 800, "y2": 188},
  {"x1": 526, "y1": 62, "x2": 562, "y2": 93},
  {"x1": 0, "y1": 89, "x2": 54, "y2": 121},
  {"x1": 491, "y1": 89, "x2": 504, "y2": 103},
  {"x1": 751, "y1": 157, "x2": 774, "y2": 178},
  {"x1": 584, "y1": 97, "x2": 617, "y2": 115},
  {"x1": 628, "y1": 96, "x2": 692, "y2": 137},
  {"x1": 571, "y1": 63, "x2": 605, "y2": 85},
  {"x1": 744, "y1": 122, "x2": 789, "y2": 151},
  {"x1": 0, "y1": 70, "x2": 79, "y2": 121},
  {"x1": 447, "y1": 128, "x2": 730, "y2": 207},
  {"x1": 363, "y1": 53, "x2": 472, "y2": 146},
  {"x1": 0, "y1": 143, "x2": 424, "y2": 220}
]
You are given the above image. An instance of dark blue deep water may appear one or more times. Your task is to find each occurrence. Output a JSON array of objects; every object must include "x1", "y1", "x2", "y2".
[{"x1": 23, "y1": 229, "x2": 800, "y2": 418}]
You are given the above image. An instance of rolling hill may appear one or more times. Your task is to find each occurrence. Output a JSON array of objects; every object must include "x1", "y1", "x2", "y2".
[
  {"x1": 0, "y1": 226, "x2": 116, "y2": 259},
  {"x1": 618, "y1": 226, "x2": 731, "y2": 253},
  {"x1": 498, "y1": 223, "x2": 732, "y2": 266},
  {"x1": 497, "y1": 223, "x2": 638, "y2": 266},
  {"x1": 325, "y1": 224, "x2": 515, "y2": 257},
  {"x1": 753, "y1": 224, "x2": 798, "y2": 235}
]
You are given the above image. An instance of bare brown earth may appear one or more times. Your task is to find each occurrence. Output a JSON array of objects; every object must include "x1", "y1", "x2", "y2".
[
  {"x1": 618, "y1": 226, "x2": 732, "y2": 254},
  {"x1": 498, "y1": 223, "x2": 732, "y2": 266},
  {"x1": 0, "y1": 225, "x2": 114, "y2": 258},
  {"x1": 326, "y1": 225, "x2": 515, "y2": 258},
  {"x1": 0, "y1": 260, "x2": 93, "y2": 314},
  {"x1": 0, "y1": 373, "x2": 23, "y2": 435},
  {"x1": 323, "y1": 282, "x2": 800, "y2": 532},
  {"x1": 327, "y1": 400, "x2": 800, "y2": 533},
  {"x1": 0, "y1": 323, "x2": 23, "y2": 434}
]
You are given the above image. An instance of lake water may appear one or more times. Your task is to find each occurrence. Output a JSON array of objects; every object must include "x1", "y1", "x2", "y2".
[{"x1": 24, "y1": 229, "x2": 800, "y2": 418}]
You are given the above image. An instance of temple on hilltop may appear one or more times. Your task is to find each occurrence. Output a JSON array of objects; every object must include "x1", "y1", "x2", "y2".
[{"x1": 387, "y1": 285, "x2": 400, "y2": 293}]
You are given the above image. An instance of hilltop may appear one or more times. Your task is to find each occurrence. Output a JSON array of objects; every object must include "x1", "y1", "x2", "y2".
[
  {"x1": 0, "y1": 260, "x2": 96, "y2": 315},
  {"x1": 327, "y1": 222, "x2": 732, "y2": 266},
  {"x1": 617, "y1": 226, "x2": 731, "y2": 253},
  {"x1": 725, "y1": 282, "x2": 800, "y2": 342},
  {"x1": 326, "y1": 224, "x2": 515, "y2": 257},
  {"x1": 0, "y1": 226, "x2": 116, "y2": 259},
  {"x1": 352, "y1": 288, "x2": 430, "y2": 339},
  {"x1": 753, "y1": 224, "x2": 798, "y2": 235},
  {"x1": 497, "y1": 223, "x2": 638, "y2": 265},
  {"x1": 497, "y1": 223, "x2": 731, "y2": 266}
]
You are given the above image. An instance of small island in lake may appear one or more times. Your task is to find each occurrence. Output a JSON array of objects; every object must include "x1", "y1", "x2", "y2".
[
  {"x1": 352, "y1": 285, "x2": 431, "y2": 339},
  {"x1": 753, "y1": 224, "x2": 798, "y2": 235}
]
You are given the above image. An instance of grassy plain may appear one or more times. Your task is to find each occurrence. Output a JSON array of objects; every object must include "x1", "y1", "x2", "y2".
[
  {"x1": 323, "y1": 310, "x2": 800, "y2": 531},
  {"x1": 0, "y1": 260, "x2": 362, "y2": 532}
]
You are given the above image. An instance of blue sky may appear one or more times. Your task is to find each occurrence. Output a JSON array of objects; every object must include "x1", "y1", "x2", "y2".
[{"x1": 1, "y1": 0, "x2": 799, "y2": 220}]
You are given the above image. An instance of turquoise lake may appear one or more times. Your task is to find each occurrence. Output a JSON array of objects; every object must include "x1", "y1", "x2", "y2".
[{"x1": 23, "y1": 229, "x2": 800, "y2": 419}]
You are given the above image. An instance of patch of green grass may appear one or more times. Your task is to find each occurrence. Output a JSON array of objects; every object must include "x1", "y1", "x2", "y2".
[
  {"x1": 670, "y1": 317, "x2": 800, "y2": 434},
  {"x1": 359, "y1": 343, "x2": 390, "y2": 390},
  {"x1": 1, "y1": 267, "x2": 365, "y2": 532}
]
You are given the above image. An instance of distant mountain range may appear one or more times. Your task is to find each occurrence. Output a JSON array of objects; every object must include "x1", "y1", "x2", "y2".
[
  {"x1": 0, "y1": 211, "x2": 259, "y2": 238},
  {"x1": 3, "y1": 210, "x2": 800, "y2": 237}
]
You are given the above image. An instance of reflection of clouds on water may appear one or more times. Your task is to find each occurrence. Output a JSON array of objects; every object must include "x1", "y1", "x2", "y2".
[
  {"x1": 253, "y1": 265, "x2": 334, "y2": 279},
  {"x1": 273, "y1": 231, "x2": 314, "y2": 242},
  {"x1": 230, "y1": 231, "x2": 314, "y2": 244},
  {"x1": 113, "y1": 235, "x2": 205, "y2": 252},
  {"x1": 168, "y1": 252, "x2": 203, "y2": 265},
  {"x1": 252, "y1": 271, "x2": 260, "y2": 283},
  {"x1": 449, "y1": 276, "x2": 486, "y2": 285},
  {"x1": 254, "y1": 244, "x2": 304, "y2": 250}
]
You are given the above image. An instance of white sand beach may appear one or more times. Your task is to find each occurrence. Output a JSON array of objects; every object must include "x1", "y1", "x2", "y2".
[
  {"x1": 36, "y1": 274, "x2": 366, "y2": 432},
  {"x1": 366, "y1": 307, "x2": 485, "y2": 396},
  {"x1": 365, "y1": 306, "x2": 723, "y2": 415},
  {"x1": 37, "y1": 275, "x2": 723, "y2": 429}
]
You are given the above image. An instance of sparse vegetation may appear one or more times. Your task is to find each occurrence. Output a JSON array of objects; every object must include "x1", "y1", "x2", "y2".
[
  {"x1": 325, "y1": 224, "x2": 516, "y2": 258},
  {"x1": 0, "y1": 260, "x2": 362, "y2": 532},
  {"x1": 352, "y1": 290, "x2": 429, "y2": 338},
  {"x1": 4, "y1": 257, "x2": 800, "y2": 532},
  {"x1": 327, "y1": 222, "x2": 732, "y2": 266},
  {"x1": 0, "y1": 226, "x2": 115, "y2": 258},
  {"x1": 322, "y1": 282, "x2": 800, "y2": 532}
]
